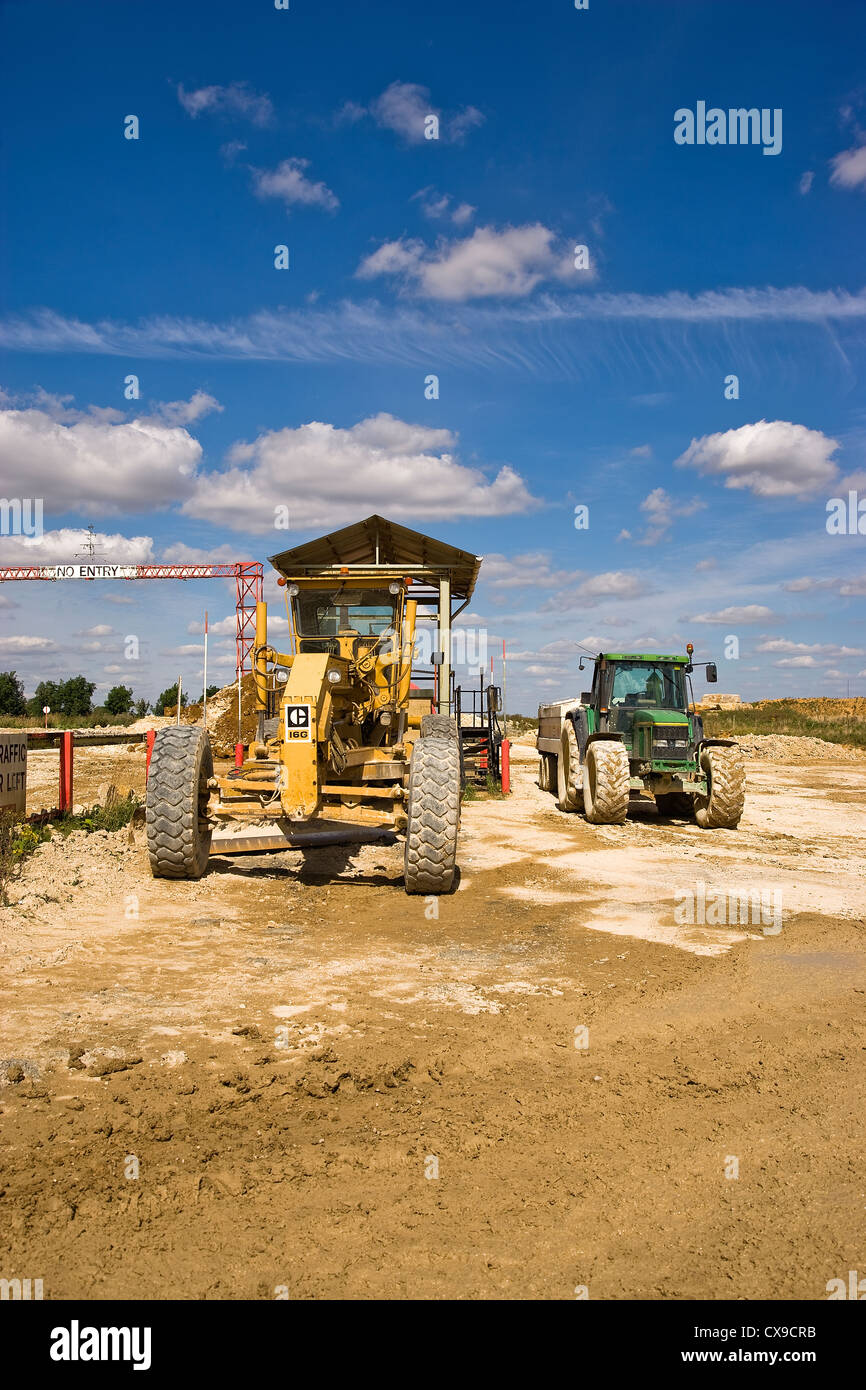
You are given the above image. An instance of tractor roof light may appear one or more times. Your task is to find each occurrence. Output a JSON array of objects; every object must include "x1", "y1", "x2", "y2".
[
  {"x1": 686, "y1": 642, "x2": 694, "y2": 656},
  {"x1": 287, "y1": 583, "x2": 300, "y2": 597},
  {"x1": 327, "y1": 669, "x2": 341, "y2": 684},
  {"x1": 389, "y1": 581, "x2": 403, "y2": 595}
]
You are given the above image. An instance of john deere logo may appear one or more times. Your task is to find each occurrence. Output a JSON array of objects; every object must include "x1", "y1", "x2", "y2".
[{"x1": 285, "y1": 704, "x2": 312, "y2": 741}]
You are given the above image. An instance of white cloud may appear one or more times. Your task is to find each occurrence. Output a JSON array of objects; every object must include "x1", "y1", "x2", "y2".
[
  {"x1": 676, "y1": 420, "x2": 839, "y2": 498},
  {"x1": 0, "y1": 634, "x2": 56, "y2": 651},
  {"x1": 182, "y1": 412, "x2": 540, "y2": 532},
  {"x1": 633, "y1": 487, "x2": 705, "y2": 545},
  {"x1": 755, "y1": 638, "x2": 864, "y2": 657},
  {"x1": 142, "y1": 391, "x2": 223, "y2": 428},
  {"x1": 799, "y1": 170, "x2": 814, "y2": 194},
  {"x1": 77, "y1": 624, "x2": 114, "y2": 637},
  {"x1": 0, "y1": 405, "x2": 200, "y2": 513},
  {"x1": 687, "y1": 605, "x2": 778, "y2": 624},
  {"x1": 365, "y1": 81, "x2": 483, "y2": 145},
  {"x1": 0, "y1": 528, "x2": 155, "y2": 564},
  {"x1": 829, "y1": 142, "x2": 866, "y2": 190},
  {"x1": 177, "y1": 82, "x2": 274, "y2": 126},
  {"x1": 775, "y1": 655, "x2": 819, "y2": 668},
  {"x1": 357, "y1": 224, "x2": 587, "y2": 301},
  {"x1": 545, "y1": 573, "x2": 645, "y2": 610},
  {"x1": 250, "y1": 158, "x2": 339, "y2": 212},
  {"x1": 412, "y1": 188, "x2": 476, "y2": 225},
  {"x1": 479, "y1": 553, "x2": 580, "y2": 590}
]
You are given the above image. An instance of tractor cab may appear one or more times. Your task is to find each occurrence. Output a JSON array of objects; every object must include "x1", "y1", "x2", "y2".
[{"x1": 594, "y1": 654, "x2": 693, "y2": 765}]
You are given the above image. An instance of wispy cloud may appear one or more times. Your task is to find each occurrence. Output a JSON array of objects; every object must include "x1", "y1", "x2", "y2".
[
  {"x1": 343, "y1": 81, "x2": 484, "y2": 145},
  {"x1": 250, "y1": 157, "x2": 339, "y2": 212},
  {"x1": 177, "y1": 82, "x2": 274, "y2": 126},
  {"x1": 2, "y1": 286, "x2": 865, "y2": 378}
]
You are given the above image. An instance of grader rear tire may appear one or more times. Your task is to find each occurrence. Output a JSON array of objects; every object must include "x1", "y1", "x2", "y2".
[
  {"x1": 557, "y1": 721, "x2": 582, "y2": 811},
  {"x1": 695, "y1": 745, "x2": 745, "y2": 829},
  {"x1": 146, "y1": 726, "x2": 213, "y2": 879},
  {"x1": 404, "y1": 735, "x2": 461, "y2": 894},
  {"x1": 583, "y1": 741, "x2": 630, "y2": 825},
  {"x1": 420, "y1": 714, "x2": 459, "y2": 740},
  {"x1": 538, "y1": 753, "x2": 551, "y2": 791}
]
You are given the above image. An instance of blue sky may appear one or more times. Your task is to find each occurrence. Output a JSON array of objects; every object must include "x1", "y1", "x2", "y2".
[{"x1": 1, "y1": 0, "x2": 865, "y2": 708}]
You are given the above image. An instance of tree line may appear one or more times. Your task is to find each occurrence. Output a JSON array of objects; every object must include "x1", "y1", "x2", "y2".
[{"x1": 0, "y1": 671, "x2": 220, "y2": 720}]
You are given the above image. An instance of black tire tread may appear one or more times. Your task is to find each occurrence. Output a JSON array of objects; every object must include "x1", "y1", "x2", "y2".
[
  {"x1": 696, "y1": 746, "x2": 746, "y2": 829},
  {"x1": 146, "y1": 726, "x2": 213, "y2": 879},
  {"x1": 404, "y1": 736, "x2": 460, "y2": 893},
  {"x1": 583, "y1": 741, "x2": 630, "y2": 824}
]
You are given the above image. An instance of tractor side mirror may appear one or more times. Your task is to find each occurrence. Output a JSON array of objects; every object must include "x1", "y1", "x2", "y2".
[
  {"x1": 581, "y1": 691, "x2": 592, "y2": 705},
  {"x1": 706, "y1": 663, "x2": 718, "y2": 683},
  {"x1": 487, "y1": 685, "x2": 501, "y2": 713},
  {"x1": 431, "y1": 651, "x2": 444, "y2": 666}
]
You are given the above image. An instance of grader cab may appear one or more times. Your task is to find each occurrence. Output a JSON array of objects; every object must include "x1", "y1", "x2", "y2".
[{"x1": 145, "y1": 515, "x2": 481, "y2": 893}]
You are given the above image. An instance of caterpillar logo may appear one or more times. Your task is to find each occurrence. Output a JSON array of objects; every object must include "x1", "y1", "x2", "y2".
[{"x1": 285, "y1": 703, "x2": 312, "y2": 741}]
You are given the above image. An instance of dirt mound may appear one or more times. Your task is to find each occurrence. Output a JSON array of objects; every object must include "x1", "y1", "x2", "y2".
[
  {"x1": 750, "y1": 697, "x2": 866, "y2": 720},
  {"x1": 734, "y1": 732, "x2": 866, "y2": 762},
  {"x1": 167, "y1": 674, "x2": 259, "y2": 756}
]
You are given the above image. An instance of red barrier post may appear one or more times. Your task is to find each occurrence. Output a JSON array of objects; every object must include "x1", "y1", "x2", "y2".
[
  {"x1": 235, "y1": 742, "x2": 244, "y2": 768},
  {"x1": 59, "y1": 731, "x2": 74, "y2": 812},
  {"x1": 145, "y1": 729, "x2": 156, "y2": 783},
  {"x1": 501, "y1": 739, "x2": 511, "y2": 795}
]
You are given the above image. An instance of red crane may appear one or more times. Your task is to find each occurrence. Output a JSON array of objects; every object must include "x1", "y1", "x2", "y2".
[{"x1": 0, "y1": 561, "x2": 264, "y2": 675}]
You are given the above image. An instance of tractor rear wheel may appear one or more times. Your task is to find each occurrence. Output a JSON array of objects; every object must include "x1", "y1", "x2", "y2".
[
  {"x1": 420, "y1": 714, "x2": 459, "y2": 739},
  {"x1": 557, "y1": 721, "x2": 582, "y2": 811},
  {"x1": 146, "y1": 726, "x2": 213, "y2": 879},
  {"x1": 583, "y1": 741, "x2": 630, "y2": 825},
  {"x1": 404, "y1": 735, "x2": 461, "y2": 893},
  {"x1": 655, "y1": 791, "x2": 694, "y2": 819},
  {"x1": 695, "y1": 745, "x2": 745, "y2": 829}
]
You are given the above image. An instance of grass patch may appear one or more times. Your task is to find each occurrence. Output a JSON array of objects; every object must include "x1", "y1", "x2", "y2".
[
  {"x1": 0, "y1": 811, "x2": 52, "y2": 905},
  {"x1": 704, "y1": 700, "x2": 866, "y2": 751},
  {"x1": 0, "y1": 713, "x2": 137, "y2": 730},
  {"x1": 53, "y1": 793, "x2": 141, "y2": 836}
]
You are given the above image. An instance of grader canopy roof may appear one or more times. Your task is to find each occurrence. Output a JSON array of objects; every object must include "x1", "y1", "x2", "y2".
[{"x1": 269, "y1": 514, "x2": 481, "y2": 601}]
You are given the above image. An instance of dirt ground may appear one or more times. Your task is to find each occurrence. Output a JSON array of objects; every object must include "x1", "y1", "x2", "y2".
[{"x1": 1, "y1": 740, "x2": 864, "y2": 1300}]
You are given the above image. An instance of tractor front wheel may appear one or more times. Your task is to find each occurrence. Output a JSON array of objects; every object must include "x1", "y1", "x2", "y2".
[
  {"x1": 694, "y1": 745, "x2": 745, "y2": 829},
  {"x1": 583, "y1": 741, "x2": 630, "y2": 825},
  {"x1": 404, "y1": 735, "x2": 461, "y2": 894},
  {"x1": 146, "y1": 726, "x2": 213, "y2": 878}
]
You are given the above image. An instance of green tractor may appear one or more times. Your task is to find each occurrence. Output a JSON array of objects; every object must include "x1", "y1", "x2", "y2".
[{"x1": 536, "y1": 647, "x2": 745, "y2": 828}]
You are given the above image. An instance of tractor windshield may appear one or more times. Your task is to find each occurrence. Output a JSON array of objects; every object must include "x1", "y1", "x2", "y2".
[
  {"x1": 609, "y1": 662, "x2": 686, "y2": 710},
  {"x1": 295, "y1": 588, "x2": 397, "y2": 640}
]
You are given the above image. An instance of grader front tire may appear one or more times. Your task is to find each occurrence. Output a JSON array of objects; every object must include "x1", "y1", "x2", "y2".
[
  {"x1": 404, "y1": 736, "x2": 461, "y2": 894},
  {"x1": 420, "y1": 714, "x2": 459, "y2": 740},
  {"x1": 583, "y1": 741, "x2": 630, "y2": 825},
  {"x1": 146, "y1": 726, "x2": 213, "y2": 879},
  {"x1": 695, "y1": 745, "x2": 745, "y2": 829}
]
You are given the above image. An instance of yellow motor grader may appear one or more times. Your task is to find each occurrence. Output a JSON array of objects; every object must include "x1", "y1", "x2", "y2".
[{"x1": 145, "y1": 515, "x2": 481, "y2": 893}]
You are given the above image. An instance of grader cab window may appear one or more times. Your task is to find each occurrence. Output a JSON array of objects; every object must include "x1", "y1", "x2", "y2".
[{"x1": 295, "y1": 588, "x2": 397, "y2": 651}]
